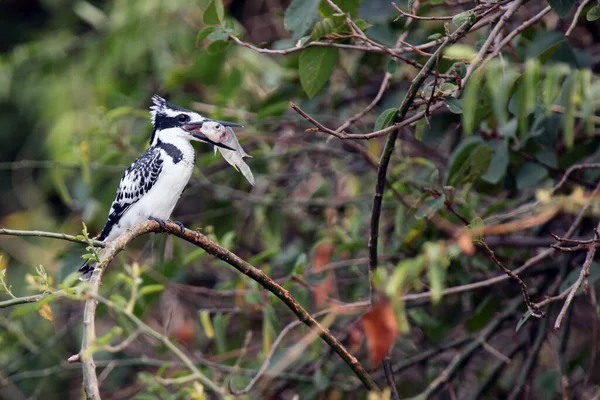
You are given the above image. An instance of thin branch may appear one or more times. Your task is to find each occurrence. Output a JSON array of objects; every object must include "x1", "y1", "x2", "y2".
[
  {"x1": 554, "y1": 230, "x2": 600, "y2": 330},
  {"x1": 507, "y1": 313, "x2": 549, "y2": 400},
  {"x1": 0, "y1": 290, "x2": 66, "y2": 309},
  {"x1": 94, "y1": 294, "x2": 224, "y2": 395},
  {"x1": 392, "y1": 2, "x2": 454, "y2": 20},
  {"x1": 551, "y1": 163, "x2": 600, "y2": 195},
  {"x1": 0, "y1": 228, "x2": 105, "y2": 247},
  {"x1": 383, "y1": 355, "x2": 400, "y2": 400},
  {"x1": 66, "y1": 221, "x2": 377, "y2": 392},
  {"x1": 481, "y1": 6, "x2": 552, "y2": 68},
  {"x1": 368, "y1": 18, "x2": 481, "y2": 303},
  {"x1": 463, "y1": 0, "x2": 524, "y2": 84},
  {"x1": 477, "y1": 241, "x2": 543, "y2": 318},
  {"x1": 416, "y1": 296, "x2": 523, "y2": 398},
  {"x1": 566, "y1": 0, "x2": 592, "y2": 37}
]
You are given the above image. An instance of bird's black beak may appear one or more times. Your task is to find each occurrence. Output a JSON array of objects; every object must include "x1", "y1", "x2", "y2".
[
  {"x1": 183, "y1": 121, "x2": 236, "y2": 151},
  {"x1": 211, "y1": 119, "x2": 244, "y2": 128}
]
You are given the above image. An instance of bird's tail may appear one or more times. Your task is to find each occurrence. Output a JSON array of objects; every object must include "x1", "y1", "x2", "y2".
[{"x1": 78, "y1": 260, "x2": 97, "y2": 281}]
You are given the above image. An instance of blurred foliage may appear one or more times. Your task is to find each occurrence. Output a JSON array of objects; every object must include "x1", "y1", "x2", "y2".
[{"x1": 1, "y1": 0, "x2": 600, "y2": 399}]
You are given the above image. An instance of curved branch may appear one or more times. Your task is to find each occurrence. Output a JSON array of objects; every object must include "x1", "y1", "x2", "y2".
[{"x1": 36, "y1": 220, "x2": 378, "y2": 396}]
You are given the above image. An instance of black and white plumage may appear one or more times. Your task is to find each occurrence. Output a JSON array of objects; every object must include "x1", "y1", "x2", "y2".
[{"x1": 79, "y1": 95, "x2": 242, "y2": 280}]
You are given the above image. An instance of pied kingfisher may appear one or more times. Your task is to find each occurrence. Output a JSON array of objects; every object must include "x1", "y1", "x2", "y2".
[{"x1": 79, "y1": 95, "x2": 242, "y2": 280}]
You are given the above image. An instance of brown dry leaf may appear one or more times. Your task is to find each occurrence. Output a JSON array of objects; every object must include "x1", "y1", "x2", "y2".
[
  {"x1": 312, "y1": 272, "x2": 335, "y2": 308},
  {"x1": 313, "y1": 241, "x2": 334, "y2": 271},
  {"x1": 360, "y1": 301, "x2": 398, "y2": 366},
  {"x1": 456, "y1": 229, "x2": 475, "y2": 255},
  {"x1": 39, "y1": 303, "x2": 53, "y2": 323},
  {"x1": 312, "y1": 241, "x2": 336, "y2": 307}
]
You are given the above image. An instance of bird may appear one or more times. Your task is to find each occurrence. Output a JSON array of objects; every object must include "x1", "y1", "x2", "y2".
[{"x1": 79, "y1": 95, "x2": 242, "y2": 280}]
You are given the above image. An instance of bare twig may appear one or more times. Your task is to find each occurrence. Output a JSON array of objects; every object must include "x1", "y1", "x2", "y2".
[
  {"x1": 551, "y1": 163, "x2": 600, "y2": 195},
  {"x1": 0, "y1": 228, "x2": 105, "y2": 247},
  {"x1": 94, "y1": 294, "x2": 224, "y2": 395},
  {"x1": 483, "y1": 6, "x2": 552, "y2": 65},
  {"x1": 383, "y1": 355, "x2": 400, "y2": 400},
  {"x1": 0, "y1": 290, "x2": 66, "y2": 308},
  {"x1": 566, "y1": 0, "x2": 592, "y2": 37},
  {"x1": 392, "y1": 2, "x2": 454, "y2": 20},
  {"x1": 463, "y1": 0, "x2": 524, "y2": 84},
  {"x1": 508, "y1": 313, "x2": 549, "y2": 400},
  {"x1": 554, "y1": 225, "x2": 600, "y2": 329},
  {"x1": 368, "y1": 18, "x2": 481, "y2": 303},
  {"x1": 477, "y1": 240, "x2": 543, "y2": 317}
]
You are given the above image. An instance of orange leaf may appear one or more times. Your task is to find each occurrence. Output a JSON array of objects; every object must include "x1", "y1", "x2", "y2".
[
  {"x1": 313, "y1": 241, "x2": 334, "y2": 271},
  {"x1": 312, "y1": 271, "x2": 336, "y2": 308},
  {"x1": 39, "y1": 303, "x2": 53, "y2": 323},
  {"x1": 360, "y1": 301, "x2": 398, "y2": 366}
]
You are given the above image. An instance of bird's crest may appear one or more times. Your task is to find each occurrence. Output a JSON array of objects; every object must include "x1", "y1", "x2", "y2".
[{"x1": 150, "y1": 95, "x2": 168, "y2": 124}]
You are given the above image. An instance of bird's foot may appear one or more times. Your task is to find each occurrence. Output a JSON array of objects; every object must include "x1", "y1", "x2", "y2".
[
  {"x1": 169, "y1": 220, "x2": 186, "y2": 234},
  {"x1": 148, "y1": 216, "x2": 166, "y2": 232}
]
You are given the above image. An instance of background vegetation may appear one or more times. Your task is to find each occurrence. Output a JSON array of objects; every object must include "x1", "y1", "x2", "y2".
[{"x1": 1, "y1": 0, "x2": 600, "y2": 398}]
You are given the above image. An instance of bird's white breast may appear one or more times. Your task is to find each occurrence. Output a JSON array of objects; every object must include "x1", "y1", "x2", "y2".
[{"x1": 104, "y1": 138, "x2": 195, "y2": 241}]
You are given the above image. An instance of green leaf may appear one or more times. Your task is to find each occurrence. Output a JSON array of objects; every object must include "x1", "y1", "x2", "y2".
[
  {"x1": 445, "y1": 96, "x2": 463, "y2": 114},
  {"x1": 543, "y1": 64, "x2": 568, "y2": 115},
  {"x1": 452, "y1": 11, "x2": 471, "y2": 27},
  {"x1": 308, "y1": 15, "x2": 346, "y2": 42},
  {"x1": 203, "y1": 0, "x2": 224, "y2": 25},
  {"x1": 547, "y1": 0, "x2": 576, "y2": 18},
  {"x1": 374, "y1": 108, "x2": 397, "y2": 131},
  {"x1": 485, "y1": 60, "x2": 518, "y2": 126},
  {"x1": 517, "y1": 59, "x2": 541, "y2": 137},
  {"x1": 468, "y1": 217, "x2": 485, "y2": 241},
  {"x1": 446, "y1": 139, "x2": 494, "y2": 186},
  {"x1": 139, "y1": 284, "x2": 165, "y2": 297},
  {"x1": 293, "y1": 253, "x2": 307, "y2": 275},
  {"x1": 213, "y1": 313, "x2": 230, "y2": 354},
  {"x1": 516, "y1": 162, "x2": 548, "y2": 189},
  {"x1": 284, "y1": 0, "x2": 320, "y2": 40},
  {"x1": 415, "y1": 195, "x2": 445, "y2": 220},
  {"x1": 318, "y1": 0, "x2": 361, "y2": 17},
  {"x1": 462, "y1": 69, "x2": 482, "y2": 135},
  {"x1": 199, "y1": 310, "x2": 215, "y2": 339},
  {"x1": 481, "y1": 140, "x2": 509, "y2": 184},
  {"x1": 299, "y1": 47, "x2": 338, "y2": 98},
  {"x1": 207, "y1": 40, "x2": 231, "y2": 54},
  {"x1": 515, "y1": 310, "x2": 533, "y2": 332},
  {"x1": 587, "y1": 5, "x2": 600, "y2": 21},
  {"x1": 386, "y1": 60, "x2": 397, "y2": 74},
  {"x1": 562, "y1": 73, "x2": 577, "y2": 149},
  {"x1": 196, "y1": 27, "x2": 215, "y2": 46}
]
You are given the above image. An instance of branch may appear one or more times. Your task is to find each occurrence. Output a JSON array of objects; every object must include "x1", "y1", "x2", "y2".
[
  {"x1": 383, "y1": 355, "x2": 400, "y2": 400},
  {"x1": 566, "y1": 0, "x2": 591, "y2": 37},
  {"x1": 0, "y1": 290, "x2": 66, "y2": 309},
  {"x1": 59, "y1": 220, "x2": 377, "y2": 394},
  {"x1": 368, "y1": 18, "x2": 481, "y2": 303},
  {"x1": 476, "y1": 241, "x2": 543, "y2": 318},
  {"x1": 94, "y1": 294, "x2": 224, "y2": 395},
  {"x1": 0, "y1": 228, "x2": 105, "y2": 247}
]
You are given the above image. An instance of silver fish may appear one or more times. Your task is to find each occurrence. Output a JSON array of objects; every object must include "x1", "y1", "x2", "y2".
[{"x1": 200, "y1": 122, "x2": 255, "y2": 186}]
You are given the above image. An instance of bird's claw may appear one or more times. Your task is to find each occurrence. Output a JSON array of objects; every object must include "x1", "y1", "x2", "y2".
[
  {"x1": 170, "y1": 220, "x2": 186, "y2": 234},
  {"x1": 148, "y1": 216, "x2": 166, "y2": 232}
]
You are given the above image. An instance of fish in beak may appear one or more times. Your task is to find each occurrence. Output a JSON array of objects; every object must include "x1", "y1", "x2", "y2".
[{"x1": 183, "y1": 121, "x2": 238, "y2": 150}]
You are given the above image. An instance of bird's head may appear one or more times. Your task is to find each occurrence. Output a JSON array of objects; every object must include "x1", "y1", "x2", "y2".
[{"x1": 149, "y1": 95, "x2": 239, "y2": 150}]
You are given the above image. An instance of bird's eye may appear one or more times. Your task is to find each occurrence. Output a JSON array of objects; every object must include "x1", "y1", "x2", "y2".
[{"x1": 177, "y1": 114, "x2": 190, "y2": 123}]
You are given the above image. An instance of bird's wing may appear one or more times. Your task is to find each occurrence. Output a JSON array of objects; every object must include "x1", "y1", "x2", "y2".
[{"x1": 98, "y1": 147, "x2": 164, "y2": 240}]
